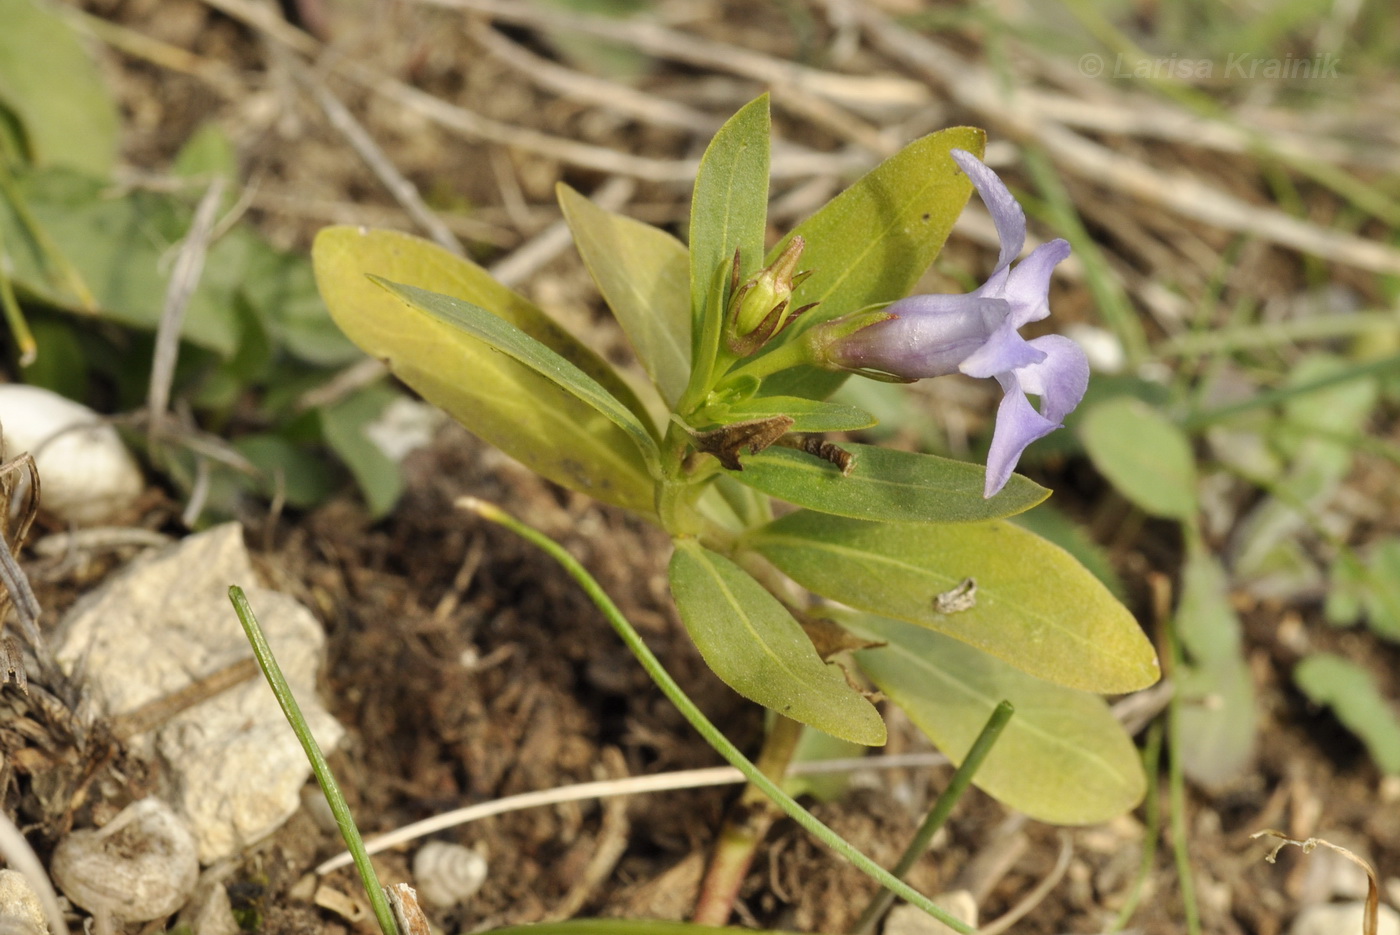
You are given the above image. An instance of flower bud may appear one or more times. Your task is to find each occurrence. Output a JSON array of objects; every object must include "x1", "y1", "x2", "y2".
[{"x1": 725, "y1": 236, "x2": 814, "y2": 356}]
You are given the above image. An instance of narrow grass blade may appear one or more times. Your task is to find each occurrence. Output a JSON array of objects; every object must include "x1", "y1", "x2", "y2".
[{"x1": 228, "y1": 586, "x2": 399, "y2": 935}]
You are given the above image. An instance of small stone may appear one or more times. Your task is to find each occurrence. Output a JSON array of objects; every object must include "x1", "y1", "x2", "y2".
[
  {"x1": 1291, "y1": 901, "x2": 1400, "y2": 935},
  {"x1": 50, "y1": 798, "x2": 198, "y2": 923},
  {"x1": 0, "y1": 869, "x2": 50, "y2": 935},
  {"x1": 182, "y1": 881, "x2": 240, "y2": 935},
  {"x1": 53, "y1": 524, "x2": 344, "y2": 862},
  {"x1": 0, "y1": 384, "x2": 143, "y2": 525},
  {"x1": 883, "y1": 891, "x2": 977, "y2": 935}
]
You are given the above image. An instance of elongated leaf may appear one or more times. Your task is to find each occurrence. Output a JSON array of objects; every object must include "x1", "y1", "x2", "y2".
[
  {"x1": 759, "y1": 127, "x2": 985, "y2": 400},
  {"x1": 1295, "y1": 653, "x2": 1400, "y2": 775},
  {"x1": 668, "y1": 539, "x2": 885, "y2": 746},
  {"x1": 846, "y1": 612, "x2": 1146, "y2": 824},
  {"x1": 1079, "y1": 397, "x2": 1197, "y2": 519},
  {"x1": 1173, "y1": 544, "x2": 1255, "y2": 789},
  {"x1": 689, "y1": 95, "x2": 771, "y2": 341},
  {"x1": 1362, "y1": 538, "x2": 1400, "y2": 641},
  {"x1": 0, "y1": 0, "x2": 119, "y2": 175},
  {"x1": 558, "y1": 183, "x2": 691, "y2": 405},
  {"x1": 319, "y1": 382, "x2": 404, "y2": 518},
  {"x1": 714, "y1": 396, "x2": 876, "y2": 433},
  {"x1": 746, "y1": 512, "x2": 1159, "y2": 692},
  {"x1": 313, "y1": 227, "x2": 656, "y2": 515},
  {"x1": 728, "y1": 443, "x2": 1047, "y2": 523},
  {"x1": 376, "y1": 278, "x2": 661, "y2": 475}
]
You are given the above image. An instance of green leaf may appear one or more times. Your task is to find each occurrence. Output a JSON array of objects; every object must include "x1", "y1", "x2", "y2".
[
  {"x1": 708, "y1": 395, "x2": 876, "y2": 433},
  {"x1": 758, "y1": 126, "x2": 986, "y2": 400},
  {"x1": 784, "y1": 726, "x2": 865, "y2": 803},
  {"x1": 1173, "y1": 544, "x2": 1255, "y2": 789},
  {"x1": 312, "y1": 226, "x2": 657, "y2": 515},
  {"x1": 234, "y1": 434, "x2": 337, "y2": 510},
  {"x1": 727, "y1": 443, "x2": 1047, "y2": 524},
  {"x1": 319, "y1": 383, "x2": 405, "y2": 518},
  {"x1": 1362, "y1": 538, "x2": 1400, "y2": 641},
  {"x1": 745, "y1": 512, "x2": 1159, "y2": 693},
  {"x1": 3, "y1": 168, "x2": 239, "y2": 353},
  {"x1": 668, "y1": 539, "x2": 885, "y2": 746},
  {"x1": 1294, "y1": 653, "x2": 1400, "y2": 775},
  {"x1": 0, "y1": 0, "x2": 119, "y2": 175},
  {"x1": 847, "y1": 612, "x2": 1146, "y2": 824},
  {"x1": 1013, "y1": 502, "x2": 1125, "y2": 600},
  {"x1": 376, "y1": 278, "x2": 661, "y2": 476},
  {"x1": 557, "y1": 183, "x2": 690, "y2": 406},
  {"x1": 1079, "y1": 397, "x2": 1197, "y2": 519},
  {"x1": 689, "y1": 95, "x2": 771, "y2": 342}
]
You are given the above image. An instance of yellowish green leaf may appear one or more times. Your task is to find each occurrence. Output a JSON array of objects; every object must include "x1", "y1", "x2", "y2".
[
  {"x1": 746, "y1": 512, "x2": 1159, "y2": 693},
  {"x1": 669, "y1": 539, "x2": 885, "y2": 746},
  {"x1": 847, "y1": 612, "x2": 1146, "y2": 824},
  {"x1": 558, "y1": 183, "x2": 690, "y2": 406},
  {"x1": 760, "y1": 127, "x2": 986, "y2": 399},
  {"x1": 313, "y1": 226, "x2": 656, "y2": 515}
]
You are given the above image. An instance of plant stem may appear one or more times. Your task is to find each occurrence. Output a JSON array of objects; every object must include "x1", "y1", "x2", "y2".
[
  {"x1": 692, "y1": 714, "x2": 804, "y2": 925},
  {"x1": 228, "y1": 586, "x2": 400, "y2": 935},
  {"x1": 1109, "y1": 719, "x2": 1163, "y2": 932},
  {"x1": 849, "y1": 700, "x2": 1014, "y2": 935},
  {"x1": 461, "y1": 497, "x2": 975, "y2": 934},
  {"x1": 718, "y1": 336, "x2": 813, "y2": 389},
  {"x1": 1164, "y1": 612, "x2": 1201, "y2": 935}
]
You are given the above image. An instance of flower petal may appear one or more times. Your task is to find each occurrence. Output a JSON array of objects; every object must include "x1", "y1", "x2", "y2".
[
  {"x1": 958, "y1": 322, "x2": 1046, "y2": 379},
  {"x1": 952, "y1": 149, "x2": 1025, "y2": 276},
  {"x1": 1018, "y1": 334, "x2": 1090, "y2": 423},
  {"x1": 984, "y1": 374, "x2": 1059, "y2": 498},
  {"x1": 1000, "y1": 239, "x2": 1071, "y2": 327}
]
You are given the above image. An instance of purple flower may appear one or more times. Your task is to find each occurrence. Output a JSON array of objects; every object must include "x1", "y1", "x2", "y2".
[{"x1": 810, "y1": 149, "x2": 1089, "y2": 498}]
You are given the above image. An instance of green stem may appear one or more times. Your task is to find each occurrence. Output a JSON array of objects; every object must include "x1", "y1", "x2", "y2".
[
  {"x1": 1183, "y1": 350, "x2": 1400, "y2": 430},
  {"x1": 1164, "y1": 609, "x2": 1201, "y2": 935},
  {"x1": 849, "y1": 700, "x2": 1015, "y2": 935},
  {"x1": 227, "y1": 587, "x2": 399, "y2": 935},
  {"x1": 461, "y1": 497, "x2": 975, "y2": 935},
  {"x1": 692, "y1": 715, "x2": 805, "y2": 925},
  {"x1": 1157, "y1": 310, "x2": 1400, "y2": 357},
  {"x1": 1109, "y1": 719, "x2": 1162, "y2": 932},
  {"x1": 718, "y1": 337, "x2": 815, "y2": 390}
]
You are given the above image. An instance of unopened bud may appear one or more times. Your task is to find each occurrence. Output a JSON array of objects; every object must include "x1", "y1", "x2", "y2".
[{"x1": 725, "y1": 237, "x2": 814, "y2": 356}]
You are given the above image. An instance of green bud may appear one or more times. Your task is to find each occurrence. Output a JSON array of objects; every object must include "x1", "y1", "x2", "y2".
[{"x1": 724, "y1": 236, "x2": 814, "y2": 356}]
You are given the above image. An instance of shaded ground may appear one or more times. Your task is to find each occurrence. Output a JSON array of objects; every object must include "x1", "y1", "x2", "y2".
[{"x1": 7, "y1": 0, "x2": 1400, "y2": 933}]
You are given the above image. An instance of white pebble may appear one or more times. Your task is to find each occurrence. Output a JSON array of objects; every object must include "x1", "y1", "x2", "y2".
[
  {"x1": 0, "y1": 385, "x2": 143, "y2": 525},
  {"x1": 1291, "y1": 901, "x2": 1400, "y2": 935},
  {"x1": 0, "y1": 869, "x2": 48, "y2": 935}
]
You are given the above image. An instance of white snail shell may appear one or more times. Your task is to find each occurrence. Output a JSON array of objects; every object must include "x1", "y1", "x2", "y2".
[
  {"x1": 50, "y1": 798, "x2": 199, "y2": 922},
  {"x1": 411, "y1": 841, "x2": 487, "y2": 909}
]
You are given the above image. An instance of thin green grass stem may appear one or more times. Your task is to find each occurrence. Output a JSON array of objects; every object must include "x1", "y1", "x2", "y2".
[
  {"x1": 1184, "y1": 351, "x2": 1400, "y2": 430},
  {"x1": 1165, "y1": 624, "x2": 1201, "y2": 935},
  {"x1": 849, "y1": 700, "x2": 1014, "y2": 935},
  {"x1": 1159, "y1": 310, "x2": 1400, "y2": 358},
  {"x1": 1110, "y1": 718, "x2": 1162, "y2": 932},
  {"x1": 460, "y1": 497, "x2": 974, "y2": 935},
  {"x1": 227, "y1": 586, "x2": 399, "y2": 935}
]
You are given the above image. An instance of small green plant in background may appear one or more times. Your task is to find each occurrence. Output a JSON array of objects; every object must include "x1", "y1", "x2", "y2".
[
  {"x1": 311, "y1": 94, "x2": 1159, "y2": 930},
  {"x1": 0, "y1": 0, "x2": 411, "y2": 520}
]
